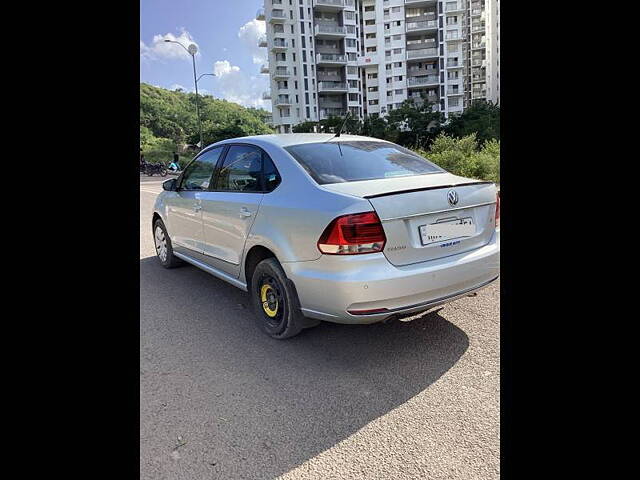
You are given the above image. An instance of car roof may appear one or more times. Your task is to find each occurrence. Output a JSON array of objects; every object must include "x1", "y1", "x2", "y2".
[{"x1": 209, "y1": 133, "x2": 393, "y2": 149}]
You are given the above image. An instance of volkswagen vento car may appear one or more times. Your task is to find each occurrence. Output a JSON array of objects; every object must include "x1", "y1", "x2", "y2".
[{"x1": 152, "y1": 134, "x2": 500, "y2": 339}]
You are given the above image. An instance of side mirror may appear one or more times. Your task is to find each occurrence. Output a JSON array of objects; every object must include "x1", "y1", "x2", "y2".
[{"x1": 162, "y1": 178, "x2": 177, "y2": 191}]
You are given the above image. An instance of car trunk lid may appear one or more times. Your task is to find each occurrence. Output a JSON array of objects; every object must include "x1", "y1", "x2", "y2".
[{"x1": 321, "y1": 173, "x2": 498, "y2": 266}]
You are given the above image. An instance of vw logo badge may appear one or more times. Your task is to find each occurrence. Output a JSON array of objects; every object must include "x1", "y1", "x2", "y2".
[{"x1": 447, "y1": 190, "x2": 459, "y2": 206}]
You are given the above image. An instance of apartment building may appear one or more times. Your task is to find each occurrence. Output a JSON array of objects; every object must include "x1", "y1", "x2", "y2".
[{"x1": 257, "y1": 0, "x2": 499, "y2": 133}]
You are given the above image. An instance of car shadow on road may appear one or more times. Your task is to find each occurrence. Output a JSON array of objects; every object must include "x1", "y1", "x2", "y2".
[{"x1": 140, "y1": 256, "x2": 469, "y2": 479}]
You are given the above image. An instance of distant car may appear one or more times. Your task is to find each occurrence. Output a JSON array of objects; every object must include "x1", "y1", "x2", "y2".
[{"x1": 152, "y1": 134, "x2": 500, "y2": 339}]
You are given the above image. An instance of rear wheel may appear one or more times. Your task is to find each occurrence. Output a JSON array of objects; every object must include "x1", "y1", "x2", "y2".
[
  {"x1": 153, "y1": 219, "x2": 183, "y2": 268},
  {"x1": 250, "y1": 258, "x2": 315, "y2": 339}
]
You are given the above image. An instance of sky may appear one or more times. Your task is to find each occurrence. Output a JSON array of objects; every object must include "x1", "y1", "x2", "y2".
[{"x1": 140, "y1": 0, "x2": 270, "y2": 111}]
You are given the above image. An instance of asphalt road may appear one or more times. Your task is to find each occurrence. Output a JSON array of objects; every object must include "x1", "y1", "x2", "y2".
[{"x1": 140, "y1": 175, "x2": 500, "y2": 480}]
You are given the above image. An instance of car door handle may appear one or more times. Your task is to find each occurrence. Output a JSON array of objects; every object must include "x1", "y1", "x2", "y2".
[{"x1": 240, "y1": 207, "x2": 252, "y2": 218}]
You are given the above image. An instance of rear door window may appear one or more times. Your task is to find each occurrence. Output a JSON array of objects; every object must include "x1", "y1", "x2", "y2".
[
  {"x1": 284, "y1": 141, "x2": 443, "y2": 185},
  {"x1": 214, "y1": 145, "x2": 263, "y2": 192}
]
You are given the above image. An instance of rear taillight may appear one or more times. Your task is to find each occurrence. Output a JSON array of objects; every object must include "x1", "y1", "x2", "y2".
[
  {"x1": 495, "y1": 191, "x2": 500, "y2": 227},
  {"x1": 318, "y1": 211, "x2": 386, "y2": 255}
]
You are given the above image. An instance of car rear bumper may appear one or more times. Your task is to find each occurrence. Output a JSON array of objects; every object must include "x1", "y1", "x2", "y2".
[{"x1": 282, "y1": 229, "x2": 500, "y2": 324}]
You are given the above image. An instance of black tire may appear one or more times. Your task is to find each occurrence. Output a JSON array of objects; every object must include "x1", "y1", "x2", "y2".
[
  {"x1": 153, "y1": 219, "x2": 184, "y2": 268},
  {"x1": 250, "y1": 258, "x2": 315, "y2": 339}
]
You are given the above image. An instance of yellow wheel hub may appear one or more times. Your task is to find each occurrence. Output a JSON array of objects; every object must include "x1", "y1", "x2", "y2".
[{"x1": 261, "y1": 284, "x2": 278, "y2": 318}]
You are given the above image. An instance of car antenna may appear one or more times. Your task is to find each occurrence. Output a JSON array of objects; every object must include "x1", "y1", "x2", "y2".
[
  {"x1": 329, "y1": 110, "x2": 351, "y2": 140},
  {"x1": 327, "y1": 111, "x2": 351, "y2": 156}
]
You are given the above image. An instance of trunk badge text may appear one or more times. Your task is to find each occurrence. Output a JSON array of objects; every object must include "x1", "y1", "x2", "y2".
[{"x1": 447, "y1": 190, "x2": 459, "y2": 206}]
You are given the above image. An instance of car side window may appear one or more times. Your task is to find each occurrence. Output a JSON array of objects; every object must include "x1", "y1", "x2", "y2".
[
  {"x1": 215, "y1": 145, "x2": 263, "y2": 192},
  {"x1": 263, "y1": 154, "x2": 281, "y2": 192},
  {"x1": 179, "y1": 147, "x2": 224, "y2": 191}
]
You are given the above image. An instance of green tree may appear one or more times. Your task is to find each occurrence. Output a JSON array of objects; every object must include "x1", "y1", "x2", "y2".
[
  {"x1": 386, "y1": 99, "x2": 445, "y2": 148},
  {"x1": 292, "y1": 121, "x2": 318, "y2": 133},
  {"x1": 443, "y1": 100, "x2": 500, "y2": 145},
  {"x1": 140, "y1": 83, "x2": 274, "y2": 162}
]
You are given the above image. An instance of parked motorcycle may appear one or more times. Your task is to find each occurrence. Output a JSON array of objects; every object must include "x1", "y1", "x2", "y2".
[{"x1": 145, "y1": 163, "x2": 167, "y2": 177}]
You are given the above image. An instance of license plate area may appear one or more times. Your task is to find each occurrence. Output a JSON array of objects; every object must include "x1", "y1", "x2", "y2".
[{"x1": 419, "y1": 217, "x2": 475, "y2": 246}]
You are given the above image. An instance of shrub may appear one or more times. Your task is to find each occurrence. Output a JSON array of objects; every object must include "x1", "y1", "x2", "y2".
[{"x1": 414, "y1": 133, "x2": 500, "y2": 183}]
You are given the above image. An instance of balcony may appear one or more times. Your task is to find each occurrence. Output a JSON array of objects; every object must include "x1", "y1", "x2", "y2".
[
  {"x1": 268, "y1": 10, "x2": 287, "y2": 23},
  {"x1": 446, "y1": 60, "x2": 463, "y2": 68},
  {"x1": 314, "y1": 23, "x2": 347, "y2": 37},
  {"x1": 445, "y1": 3, "x2": 465, "y2": 13},
  {"x1": 319, "y1": 108, "x2": 346, "y2": 120},
  {"x1": 313, "y1": 0, "x2": 346, "y2": 11},
  {"x1": 260, "y1": 65, "x2": 269, "y2": 74},
  {"x1": 445, "y1": 32, "x2": 463, "y2": 40},
  {"x1": 316, "y1": 53, "x2": 347, "y2": 65},
  {"x1": 271, "y1": 39, "x2": 288, "y2": 51},
  {"x1": 471, "y1": 58, "x2": 486, "y2": 67},
  {"x1": 274, "y1": 96, "x2": 292, "y2": 106},
  {"x1": 408, "y1": 66, "x2": 438, "y2": 76},
  {"x1": 408, "y1": 95, "x2": 439, "y2": 108},
  {"x1": 404, "y1": 0, "x2": 438, "y2": 5},
  {"x1": 447, "y1": 88, "x2": 463, "y2": 96},
  {"x1": 318, "y1": 81, "x2": 348, "y2": 92},
  {"x1": 472, "y1": 23, "x2": 485, "y2": 33},
  {"x1": 258, "y1": 36, "x2": 267, "y2": 48},
  {"x1": 256, "y1": 8, "x2": 265, "y2": 21},
  {"x1": 406, "y1": 47, "x2": 438, "y2": 60},
  {"x1": 471, "y1": 8, "x2": 484, "y2": 17},
  {"x1": 262, "y1": 91, "x2": 271, "y2": 100},
  {"x1": 273, "y1": 68, "x2": 291, "y2": 78},
  {"x1": 407, "y1": 75, "x2": 440, "y2": 87},
  {"x1": 317, "y1": 72, "x2": 343, "y2": 81},
  {"x1": 472, "y1": 41, "x2": 486, "y2": 50},
  {"x1": 406, "y1": 19, "x2": 438, "y2": 32},
  {"x1": 472, "y1": 90, "x2": 487, "y2": 98}
]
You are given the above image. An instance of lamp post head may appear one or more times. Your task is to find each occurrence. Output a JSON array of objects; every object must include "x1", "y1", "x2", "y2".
[{"x1": 187, "y1": 44, "x2": 198, "y2": 56}]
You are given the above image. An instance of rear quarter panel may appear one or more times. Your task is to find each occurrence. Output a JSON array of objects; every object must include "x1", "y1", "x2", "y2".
[{"x1": 243, "y1": 141, "x2": 374, "y2": 268}]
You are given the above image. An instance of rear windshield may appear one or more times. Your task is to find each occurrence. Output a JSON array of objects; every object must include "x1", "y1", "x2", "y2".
[{"x1": 284, "y1": 141, "x2": 444, "y2": 185}]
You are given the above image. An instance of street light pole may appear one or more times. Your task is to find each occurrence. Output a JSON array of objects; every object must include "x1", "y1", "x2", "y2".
[
  {"x1": 189, "y1": 52, "x2": 203, "y2": 150},
  {"x1": 164, "y1": 39, "x2": 214, "y2": 151}
]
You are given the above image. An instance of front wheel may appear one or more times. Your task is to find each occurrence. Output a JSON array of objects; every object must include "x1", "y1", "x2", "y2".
[
  {"x1": 153, "y1": 219, "x2": 183, "y2": 268},
  {"x1": 250, "y1": 258, "x2": 316, "y2": 339}
]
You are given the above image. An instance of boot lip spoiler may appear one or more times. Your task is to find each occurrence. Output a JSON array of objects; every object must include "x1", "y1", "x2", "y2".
[{"x1": 363, "y1": 181, "x2": 495, "y2": 199}]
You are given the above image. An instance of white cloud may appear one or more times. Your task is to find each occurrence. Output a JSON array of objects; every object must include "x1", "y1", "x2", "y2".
[
  {"x1": 213, "y1": 60, "x2": 240, "y2": 76},
  {"x1": 140, "y1": 29, "x2": 200, "y2": 62},
  {"x1": 169, "y1": 83, "x2": 187, "y2": 91},
  {"x1": 238, "y1": 19, "x2": 267, "y2": 66},
  {"x1": 212, "y1": 60, "x2": 270, "y2": 110}
]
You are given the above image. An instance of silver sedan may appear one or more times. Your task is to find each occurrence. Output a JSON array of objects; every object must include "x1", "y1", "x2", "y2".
[{"x1": 153, "y1": 134, "x2": 500, "y2": 339}]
